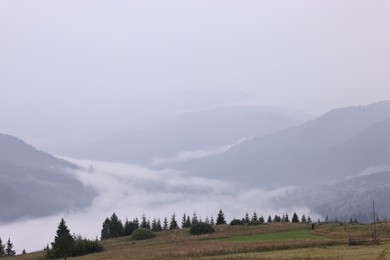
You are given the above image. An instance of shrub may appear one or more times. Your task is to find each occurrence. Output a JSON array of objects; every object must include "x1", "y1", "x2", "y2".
[
  {"x1": 189, "y1": 222, "x2": 215, "y2": 235},
  {"x1": 248, "y1": 220, "x2": 261, "y2": 226},
  {"x1": 72, "y1": 236, "x2": 103, "y2": 256},
  {"x1": 131, "y1": 228, "x2": 155, "y2": 240},
  {"x1": 230, "y1": 219, "x2": 245, "y2": 226},
  {"x1": 46, "y1": 236, "x2": 103, "y2": 259}
]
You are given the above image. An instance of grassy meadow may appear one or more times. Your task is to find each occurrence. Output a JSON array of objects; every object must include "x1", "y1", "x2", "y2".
[{"x1": 7, "y1": 222, "x2": 390, "y2": 259}]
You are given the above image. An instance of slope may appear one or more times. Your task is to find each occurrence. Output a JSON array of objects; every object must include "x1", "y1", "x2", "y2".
[
  {"x1": 170, "y1": 101, "x2": 390, "y2": 186},
  {"x1": 0, "y1": 134, "x2": 95, "y2": 222},
  {"x1": 65, "y1": 104, "x2": 313, "y2": 164}
]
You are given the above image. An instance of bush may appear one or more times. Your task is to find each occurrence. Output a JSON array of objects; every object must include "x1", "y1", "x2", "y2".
[
  {"x1": 189, "y1": 222, "x2": 215, "y2": 235},
  {"x1": 230, "y1": 219, "x2": 245, "y2": 226},
  {"x1": 131, "y1": 228, "x2": 155, "y2": 240},
  {"x1": 46, "y1": 236, "x2": 103, "y2": 259},
  {"x1": 248, "y1": 220, "x2": 261, "y2": 226},
  {"x1": 72, "y1": 236, "x2": 103, "y2": 256}
]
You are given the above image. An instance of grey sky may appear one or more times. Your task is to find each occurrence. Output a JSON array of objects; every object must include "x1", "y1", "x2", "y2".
[{"x1": 0, "y1": 0, "x2": 389, "y2": 146}]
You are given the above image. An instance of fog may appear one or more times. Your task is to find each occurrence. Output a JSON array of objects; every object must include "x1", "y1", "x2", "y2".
[
  {"x1": 0, "y1": 0, "x2": 389, "y2": 254},
  {"x1": 152, "y1": 137, "x2": 252, "y2": 165},
  {"x1": 0, "y1": 0, "x2": 389, "y2": 151},
  {"x1": 0, "y1": 158, "x2": 317, "y2": 253}
]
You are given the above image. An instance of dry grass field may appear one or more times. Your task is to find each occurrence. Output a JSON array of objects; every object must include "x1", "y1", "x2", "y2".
[{"x1": 7, "y1": 222, "x2": 390, "y2": 259}]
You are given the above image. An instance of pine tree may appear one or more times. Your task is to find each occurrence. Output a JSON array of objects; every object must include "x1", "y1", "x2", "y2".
[
  {"x1": 216, "y1": 209, "x2": 226, "y2": 225},
  {"x1": 156, "y1": 218, "x2": 162, "y2": 231},
  {"x1": 140, "y1": 214, "x2": 148, "y2": 229},
  {"x1": 146, "y1": 220, "x2": 151, "y2": 229},
  {"x1": 51, "y1": 218, "x2": 74, "y2": 260},
  {"x1": 301, "y1": 214, "x2": 307, "y2": 223},
  {"x1": 191, "y1": 212, "x2": 198, "y2": 225},
  {"x1": 181, "y1": 213, "x2": 187, "y2": 228},
  {"x1": 186, "y1": 216, "x2": 191, "y2": 227},
  {"x1": 22, "y1": 249, "x2": 26, "y2": 254},
  {"x1": 163, "y1": 217, "x2": 169, "y2": 230},
  {"x1": 151, "y1": 218, "x2": 159, "y2": 232},
  {"x1": 124, "y1": 219, "x2": 138, "y2": 236},
  {"x1": 101, "y1": 217, "x2": 111, "y2": 239},
  {"x1": 210, "y1": 215, "x2": 215, "y2": 225},
  {"x1": 251, "y1": 211, "x2": 258, "y2": 222},
  {"x1": 6, "y1": 238, "x2": 15, "y2": 256},
  {"x1": 259, "y1": 215, "x2": 264, "y2": 223},
  {"x1": 292, "y1": 212, "x2": 299, "y2": 223},
  {"x1": 244, "y1": 212, "x2": 250, "y2": 223},
  {"x1": 0, "y1": 237, "x2": 5, "y2": 256},
  {"x1": 282, "y1": 213, "x2": 290, "y2": 223},
  {"x1": 169, "y1": 213, "x2": 179, "y2": 230},
  {"x1": 267, "y1": 215, "x2": 272, "y2": 223},
  {"x1": 109, "y1": 213, "x2": 124, "y2": 237},
  {"x1": 204, "y1": 216, "x2": 210, "y2": 224},
  {"x1": 133, "y1": 218, "x2": 140, "y2": 229}
]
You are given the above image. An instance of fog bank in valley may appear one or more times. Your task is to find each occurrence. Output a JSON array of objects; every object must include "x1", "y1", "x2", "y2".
[{"x1": 0, "y1": 158, "x2": 316, "y2": 253}]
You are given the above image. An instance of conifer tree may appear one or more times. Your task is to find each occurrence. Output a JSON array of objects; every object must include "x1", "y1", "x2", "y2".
[
  {"x1": 216, "y1": 209, "x2": 226, "y2": 225},
  {"x1": 267, "y1": 215, "x2": 272, "y2": 223},
  {"x1": 156, "y1": 218, "x2": 162, "y2": 231},
  {"x1": 0, "y1": 237, "x2": 5, "y2": 256},
  {"x1": 169, "y1": 213, "x2": 179, "y2": 230},
  {"x1": 210, "y1": 215, "x2": 215, "y2": 225},
  {"x1": 186, "y1": 216, "x2": 191, "y2": 227},
  {"x1": 204, "y1": 216, "x2": 210, "y2": 224},
  {"x1": 244, "y1": 212, "x2": 250, "y2": 223},
  {"x1": 133, "y1": 218, "x2": 140, "y2": 229},
  {"x1": 6, "y1": 238, "x2": 15, "y2": 256},
  {"x1": 51, "y1": 218, "x2": 74, "y2": 260},
  {"x1": 22, "y1": 249, "x2": 26, "y2": 254},
  {"x1": 181, "y1": 213, "x2": 187, "y2": 228},
  {"x1": 146, "y1": 220, "x2": 151, "y2": 229},
  {"x1": 285, "y1": 213, "x2": 290, "y2": 223},
  {"x1": 301, "y1": 214, "x2": 307, "y2": 223},
  {"x1": 251, "y1": 211, "x2": 258, "y2": 222},
  {"x1": 163, "y1": 217, "x2": 169, "y2": 230},
  {"x1": 273, "y1": 214, "x2": 281, "y2": 222},
  {"x1": 101, "y1": 218, "x2": 111, "y2": 239},
  {"x1": 292, "y1": 212, "x2": 300, "y2": 223},
  {"x1": 191, "y1": 212, "x2": 198, "y2": 225},
  {"x1": 151, "y1": 218, "x2": 157, "y2": 231},
  {"x1": 259, "y1": 215, "x2": 264, "y2": 223},
  {"x1": 124, "y1": 219, "x2": 138, "y2": 236},
  {"x1": 140, "y1": 214, "x2": 148, "y2": 229},
  {"x1": 109, "y1": 213, "x2": 124, "y2": 237}
]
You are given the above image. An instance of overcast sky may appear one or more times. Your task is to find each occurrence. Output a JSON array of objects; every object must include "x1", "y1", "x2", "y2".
[{"x1": 0, "y1": 0, "x2": 389, "y2": 145}]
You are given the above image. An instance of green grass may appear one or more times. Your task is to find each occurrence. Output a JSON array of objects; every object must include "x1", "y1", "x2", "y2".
[
  {"x1": 9, "y1": 222, "x2": 390, "y2": 259},
  {"x1": 220, "y1": 229, "x2": 325, "y2": 242}
]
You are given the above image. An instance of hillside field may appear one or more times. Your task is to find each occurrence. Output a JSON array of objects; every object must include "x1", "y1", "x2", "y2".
[{"x1": 7, "y1": 222, "x2": 390, "y2": 259}]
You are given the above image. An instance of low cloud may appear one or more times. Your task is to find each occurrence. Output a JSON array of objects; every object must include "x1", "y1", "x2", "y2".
[
  {"x1": 0, "y1": 158, "x2": 318, "y2": 253},
  {"x1": 152, "y1": 137, "x2": 252, "y2": 165}
]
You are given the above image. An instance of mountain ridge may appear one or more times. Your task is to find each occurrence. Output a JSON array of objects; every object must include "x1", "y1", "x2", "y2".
[{"x1": 165, "y1": 101, "x2": 390, "y2": 186}]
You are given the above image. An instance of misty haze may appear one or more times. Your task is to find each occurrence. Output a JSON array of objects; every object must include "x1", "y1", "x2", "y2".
[{"x1": 0, "y1": 0, "x2": 389, "y2": 258}]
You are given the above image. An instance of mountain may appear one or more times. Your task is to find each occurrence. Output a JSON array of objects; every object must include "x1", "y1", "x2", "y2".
[
  {"x1": 0, "y1": 134, "x2": 95, "y2": 222},
  {"x1": 61, "y1": 104, "x2": 314, "y2": 165},
  {"x1": 165, "y1": 101, "x2": 390, "y2": 186},
  {"x1": 277, "y1": 171, "x2": 390, "y2": 222}
]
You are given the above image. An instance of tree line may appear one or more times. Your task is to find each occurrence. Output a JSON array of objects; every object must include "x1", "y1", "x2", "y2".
[{"x1": 100, "y1": 209, "x2": 311, "y2": 240}]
